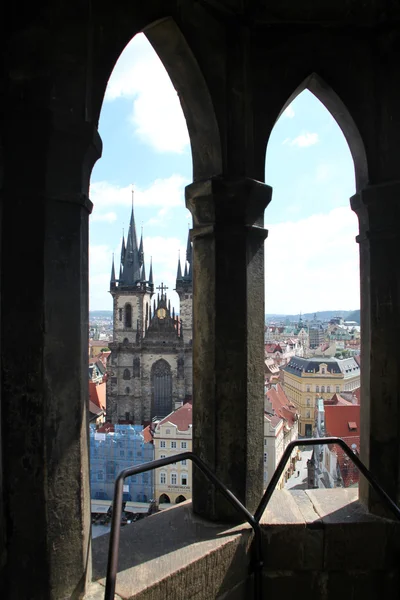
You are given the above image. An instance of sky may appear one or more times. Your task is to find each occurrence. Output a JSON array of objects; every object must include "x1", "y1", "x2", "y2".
[{"x1": 89, "y1": 33, "x2": 360, "y2": 315}]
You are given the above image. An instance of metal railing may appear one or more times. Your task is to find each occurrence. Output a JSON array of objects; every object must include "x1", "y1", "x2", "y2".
[{"x1": 104, "y1": 437, "x2": 400, "y2": 600}]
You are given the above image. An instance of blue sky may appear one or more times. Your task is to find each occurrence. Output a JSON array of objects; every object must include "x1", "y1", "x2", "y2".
[{"x1": 89, "y1": 33, "x2": 360, "y2": 314}]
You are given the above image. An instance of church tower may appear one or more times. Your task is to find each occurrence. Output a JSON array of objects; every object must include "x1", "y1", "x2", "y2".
[
  {"x1": 175, "y1": 230, "x2": 193, "y2": 343},
  {"x1": 107, "y1": 198, "x2": 154, "y2": 423},
  {"x1": 175, "y1": 230, "x2": 193, "y2": 400}
]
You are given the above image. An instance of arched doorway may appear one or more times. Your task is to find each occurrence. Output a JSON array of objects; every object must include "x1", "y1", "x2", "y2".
[
  {"x1": 175, "y1": 495, "x2": 186, "y2": 504},
  {"x1": 159, "y1": 493, "x2": 170, "y2": 504}
]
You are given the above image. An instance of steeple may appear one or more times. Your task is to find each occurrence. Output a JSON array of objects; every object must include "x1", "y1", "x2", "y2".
[
  {"x1": 176, "y1": 252, "x2": 183, "y2": 281},
  {"x1": 121, "y1": 192, "x2": 141, "y2": 287},
  {"x1": 185, "y1": 229, "x2": 192, "y2": 282},
  {"x1": 120, "y1": 232, "x2": 126, "y2": 266},
  {"x1": 141, "y1": 261, "x2": 146, "y2": 283},
  {"x1": 149, "y1": 257, "x2": 154, "y2": 291},
  {"x1": 110, "y1": 254, "x2": 116, "y2": 290},
  {"x1": 139, "y1": 226, "x2": 144, "y2": 267},
  {"x1": 186, "y1": 229, "x2": 192, "y2": 265}
]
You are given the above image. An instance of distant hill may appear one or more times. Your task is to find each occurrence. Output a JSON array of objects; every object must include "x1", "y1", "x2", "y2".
[
  {"x1": 265, "y1": 309, "x2": 360, "y2": 323},
  {"x1": 344, "y1": 310, "x2": 360, "y2": 324},
  {"x1": 90, "y1": 310, "x2": 113, "y2": 318}
]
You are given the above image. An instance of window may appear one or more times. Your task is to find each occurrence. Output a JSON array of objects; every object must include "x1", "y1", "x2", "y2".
[
  {"x1": 171, "y1": 473, "x2": 177, "y2": 485},
  {"x1": 119, "y1": 308, "x2": 122, "y2": 321},
  {"x1": 306, "y1": 385, "x2": 310, "y2": 392},
  {"x1": 160, "y1": 454, "x2": 166, "y2": 459},
  {"x1": 123, "y1": 368, "x2": 130, "y2": 380},
  {"x1": 120, "y1": 450, "x2": 124, "y2": 457},
  {"x1": 327, "y1": 386, "x2": 330, "y2": 393},
  {"x1": 316, "y1": 386, "x2": 319, "y2": 393},
  {"x1": 307, "y1": 398, "x2": 310, "y2": 407},
  {"x1": 171, "y1": 441, "x2": 177, "y2": 449},
  {"x1": 181, "y1": 441, "x2": 187, "y2": 449},
  {"x1": 181, "y1": 459, "x2": 187, "y2": 466},
  {"x1": 306, "y1": 411, "x2": 311, "y2": 418},
  {"x1": 160, "y1": 441, "x2": 166, "y2": 448},
  {"x1": 160, "y1": 472, "x2": 166, "y2": 484},
  {"x1": 336, "y1": 386, "x2": 340, "y2": 392},
  {"x1": 321, "y1": 386, "x2": 325, "y2": 393},
  {"x1": 142, "y1": 473, "x2": 149, "y2": 484},
  {"x1": 181, "y1": 473, "x2": 188, "y2": 486},
  {"x1": 264, "y1": 438, "x2": 267, "y2": 446},
  {"x1": 166, "y1": 429, "x2": 171, "y2": 435},
  {"x1": 322, "y1": 368, "x2": 325, "y2": 374},
  {"x1": 125, "y1": 303, "x2": 132, "y2": 328},
  {"x1": 97, "y1": 471, "x2": 104, "y2": 481},
  {"x1": 264, "y1": 452, "x2": 268, "y2": 464}
]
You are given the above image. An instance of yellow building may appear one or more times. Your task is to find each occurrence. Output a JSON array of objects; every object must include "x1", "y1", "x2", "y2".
[
  {"x1": 153, "y1": 402, "x2": 192, "y2": 506},
  {"x1": 282, "y1": 357, "x2": 360, "y2": 437}
]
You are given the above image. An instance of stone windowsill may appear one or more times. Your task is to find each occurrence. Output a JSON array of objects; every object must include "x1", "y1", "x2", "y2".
[{"x1": 86, "y1": 489, "x2": 400, "y2": 600}]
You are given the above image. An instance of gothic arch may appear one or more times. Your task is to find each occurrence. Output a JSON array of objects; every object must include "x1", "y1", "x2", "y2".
[
  {"x1": 276, "y1": 73, "x2": 368, "y2": 191},
  {"x1": 175, "y1": 495, "x2": 186, "y2": 504},
  {"x1": 159, "y1": 493, "x2": 170, "y2": 504},
  {"x1": 151, "y1": 359, "x2": 173, "y2": 419},
  {"x1": 125, "y1": 303, "x2": 132, "y2": 328},
  {"x1": 94, "y1": 17, "x2": 222, "y2": 181}
]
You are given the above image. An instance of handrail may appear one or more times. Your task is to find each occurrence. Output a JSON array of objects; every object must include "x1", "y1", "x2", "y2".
[
  {"x1": 104, "y1": 437, "x2": 400, "y2": 600},
  {"x1": 254, "y1": 437, "x2": 400, "y2": 523},
  {"x1": 104, "y1": 452, "x2": 264, "y2": 600}
]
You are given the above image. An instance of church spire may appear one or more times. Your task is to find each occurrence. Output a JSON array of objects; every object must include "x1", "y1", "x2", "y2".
[
  {"x1": 139, "y1": 225, "x2": 144, "y2": 267},
  {"x1": 120, "y1": 232, "x2": 126, "y2": 265},
  {"x1": 110, "y1": 254, "x2": 116, "y2": 290},
  {"x1": 185, "y1": 229, "x2": 192, "y2": 282},
  {"x1": 121, "y1": 191, "x2": 141, "y2": 287},
  {"x1": 149, "y1": 257, "x2": 153, "y2": 284},
  {"x1": 176, "y1": 251, "x2": 183, "y2": 281}
]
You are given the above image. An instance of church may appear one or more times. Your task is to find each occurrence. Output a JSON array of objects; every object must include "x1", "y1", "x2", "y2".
[{"x1": 106, "y1": 204, "x2": 193, "y2": 425}]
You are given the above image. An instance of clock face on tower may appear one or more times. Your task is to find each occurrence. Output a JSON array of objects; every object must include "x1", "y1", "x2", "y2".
[{"x1": 157, "y1": 308, "x2": 167, "y2": 320}]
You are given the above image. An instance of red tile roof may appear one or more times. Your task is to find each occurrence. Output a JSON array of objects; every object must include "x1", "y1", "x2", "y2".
[
  {"x1": 142, "y1": 424, "x2": 153, "y2": 444},
  {"x1": 158, "y1": 401, "x2": 192, "y2": 432},
  {"x1": 330, "y1": 436, "x2": 360, "y2": 487},
  {"x1": 89, "y1": 381, "x2": 106, "y2": 410},
  {"x1": 325, "y1": 393, "x2": 353, "y2": 407},
  {"x1": 265, "y1": 384, "x2": 298, "y2": 427},
  {"x1": 324, "y1": 403, "x2": 360, "y2": 438}
]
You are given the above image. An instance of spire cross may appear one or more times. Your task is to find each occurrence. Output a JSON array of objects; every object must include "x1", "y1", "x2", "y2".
[{"x1": 156, "y1": 283, "x2": 168, "y2": 296}]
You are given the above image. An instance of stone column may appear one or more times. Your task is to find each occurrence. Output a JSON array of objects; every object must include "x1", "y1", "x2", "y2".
[
  {"x1": 186, "y1": 177, "x2": 271, "y2": 521},
  {"x1": 351, "y1": 181, "x2": 400, "y2": 516},
  {"x1": 1, "y1": 114, "x2": 101, "y2": 598}
]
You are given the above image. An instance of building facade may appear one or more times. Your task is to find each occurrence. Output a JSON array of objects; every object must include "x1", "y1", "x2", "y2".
[
  {"x1": 153, "y1": 402, "x2": 192, "y2": 505},
  {"x1": 282, "y1": 356, "x2": 360, "y2": 437},
  {"x1": 107, "y1": 205, "x2": 193, "y2": 424}
]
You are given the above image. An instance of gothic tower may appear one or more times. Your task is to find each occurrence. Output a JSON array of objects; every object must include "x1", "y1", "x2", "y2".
[
  {"x1": 175, "y1": 230, "x2": 193, "y2": 400},
  {"x1": 107, "y1": 200, "x2": 154, "y2": 423}
]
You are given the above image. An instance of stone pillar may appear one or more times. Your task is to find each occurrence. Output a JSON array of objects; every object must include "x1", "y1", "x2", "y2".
[
  {"x1": 351, "y1": 181, "x2": 400, "y2": 516},
  {"x1": 1, "y1": 113, "x2": 101, "y2": 598},
  {"x1": 186, "y1": 177, "x2": 271, "y2": 521}
]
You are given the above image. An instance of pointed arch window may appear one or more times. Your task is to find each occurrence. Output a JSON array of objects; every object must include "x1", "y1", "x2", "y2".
[
  {"x1": 125, "y1": 303, "x2": 132, "y2": 328},
  {"x1": 151, "y1": 359, "x2": 173, "y2": 418}
]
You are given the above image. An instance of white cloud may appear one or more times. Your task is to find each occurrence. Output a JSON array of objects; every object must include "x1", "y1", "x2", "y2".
[
  {"x1": 104, "y1": 33, "x2": 190, "y2": 153},
  {"x1": 91, "y1": 211, "x2": 118, "y2": 223},
  {"x1": 90, "y1": 174, "x2": 188, "y2": 216},
  {"x1": 289, "y1": 132, "x2": 319, "y2": 147},
  {"x1": 265, "y1": 207, "x2": 360, "y2": 314},
  {"x1": 283, "y1": 105, "x2": 295, "y2": 118}
]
